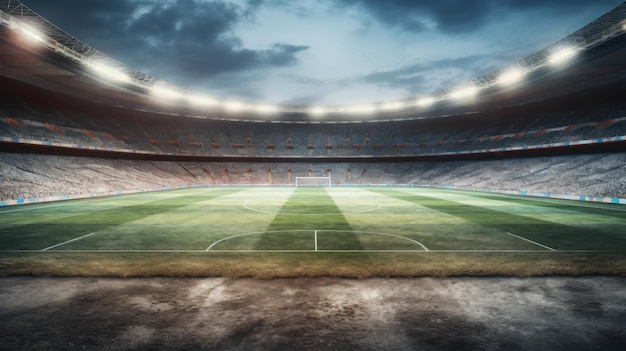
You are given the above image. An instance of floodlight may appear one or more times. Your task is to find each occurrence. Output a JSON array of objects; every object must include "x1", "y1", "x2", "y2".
[
  {"x1": 254, "y1": 104, "x2": 278, "y2": 113},
  {"x1": 450, "y1": 86, "x2": 479, "y2": 100},
  {"x1": 309, "y1": 106, "x2": 328, "y2": 116},
  {"x1": 15, "y1": 23, "x2": 45, "y2": 43},
  {"x1": 85, "y1": 62, "x2": 131, "y2": 83},
  {"x1": 416, "y1": 97, "x2": 435, "y2": 107},
  {"x1": 498, "y1": 68, "x2": 525, "y2": 86},
  {"x1": 345, "y1": 104, "x2": 377, "y2": 114},
  {"x1": 187, "y1": 94, "x2": 218, "y2": 107},
  {"x1": 548, "y1": 47, "x2": 578, "y2": 65},
  {"x1": 224, "y1": 100, "x2": 244, "y2": 112},
  {"x1": 151, "y1": 84, "x2": 183, "y2": 100},
  {"x1": 380, "y1": 101, "x2": 404, "y2": 111}
]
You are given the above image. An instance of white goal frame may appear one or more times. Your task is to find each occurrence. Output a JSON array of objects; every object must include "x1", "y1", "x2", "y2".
[{"x1": 295, "y1": 176, "x2": 331, "y2": 187}]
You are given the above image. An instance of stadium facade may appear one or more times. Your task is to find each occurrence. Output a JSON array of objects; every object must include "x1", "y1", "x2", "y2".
[{"x1": 1, "y1": 0, "x2": 626, "y2": 205}]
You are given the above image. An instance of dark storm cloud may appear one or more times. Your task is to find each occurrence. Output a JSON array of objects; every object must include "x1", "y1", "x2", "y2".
[
  {"x1": 333, "y1": 0, "x2": 620, "y2": 34},
  {"x1": 21, "y1": 0, "x2": 308, "y2": 82}
]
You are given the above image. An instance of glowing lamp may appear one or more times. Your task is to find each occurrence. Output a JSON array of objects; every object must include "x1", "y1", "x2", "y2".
[
  {"x1": 188, "y1": 94, "x2": 218, "y2": 107},
  {"x1": 86, "y1": 62, "x2": 131, "y2": 83},
  {"x1": 224, "y1": 100, "x2": 244, "y2": 112},
  {"x1": 416, "y1": 97, "x2": 435, "y2": 107},
  {"x1": 450, "y1": 86, "x2": 479, "y2": 100},
  {"x1": 380, "y1": 101, "x2": 403, "y2": 111},
  {"x1": 151, "y1": 85, "x2": 183, "y2": 100},
  {"x1": 254, "y1": 104, "x2": 278, "y2": 113},
  {"x1": 309, "y1": 106, "x2": 328, "y2": 116},
  {"x1": 549, "y1": 48, "x2": 577, "y2": 65},
  {"x1": 498, "y1": 68, "x2": 525, "y2": 86},
  {"x1": 16, "y1": 23, "x2": 45, "y2": 43}
]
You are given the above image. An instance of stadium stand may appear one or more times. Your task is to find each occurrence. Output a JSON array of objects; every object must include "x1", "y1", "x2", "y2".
[{"x1": 1, "y1": 1, "x2": 626, "y2": 204}]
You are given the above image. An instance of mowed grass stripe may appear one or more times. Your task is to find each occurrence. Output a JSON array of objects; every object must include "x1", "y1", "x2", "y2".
[
  {"x1": 372, "y1": 189, "x2": 626, "y2": 250},
  {"x1": 0, "y1": 188, "x2": 245, "y2": 250},
  {"x1": 256, "y1": 188, "x2": 363, "y2": 250}
]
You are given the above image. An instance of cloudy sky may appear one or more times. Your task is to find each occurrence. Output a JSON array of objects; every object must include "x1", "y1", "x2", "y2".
[{"x1": 22, "y1": 0, "x2": 624, "y2": 105}]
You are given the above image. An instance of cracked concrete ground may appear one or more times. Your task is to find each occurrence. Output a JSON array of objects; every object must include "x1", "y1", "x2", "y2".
[{"x1": 1, "y1": 277, "x2": 625, "y2": 350}]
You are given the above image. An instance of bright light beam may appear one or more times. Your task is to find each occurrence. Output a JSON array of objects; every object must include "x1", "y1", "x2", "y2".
[
  {"x1": 85, "y1": 62, "x2": 131, "y2": 84},
  {"x1": 344, "y1": 104, "x2": 377, "y2": 114},
  {"x1": 151, "y1": 85, "x2": 183, "y2": 100},
  {"x1": 16, "y1": 23, "x2": 45, "y2": 43},
  {"x1": 549, "y1": 47, "x2": 578, "y2": 65},
  {"x1": 188, "y1": 94, "x2": 218, "y2": 107},
  {"x1": 309, "y1": 106, "x2": 328, "y2": 116},
  {"x1": 224, "y1": 100, "x2": 244, "y2": 112},
  {"x1": 380, "y1": 101, "x2": 404, "y2": 111},
  {"x1": 498, "y1": 68, "x2": 525, "y2": 86},
  {"x1": 450, "y1": 86, "x2": 479, "y2": 100},
  {"x1": 416, "y1": 97, "x2": 435, "y2": 107},
  {"x1": 253, "y1": 104, "x2": 278, "y2": 114}
]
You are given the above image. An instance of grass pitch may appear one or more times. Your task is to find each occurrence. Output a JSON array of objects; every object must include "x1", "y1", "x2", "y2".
[{"x1": 1, "y1": 186, "x2": 625, "y2": 277}]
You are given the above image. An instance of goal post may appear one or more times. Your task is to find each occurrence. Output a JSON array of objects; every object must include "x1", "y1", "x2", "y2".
[{"x1": 295, "y1": 176, "x2": 332, "y2": 187}]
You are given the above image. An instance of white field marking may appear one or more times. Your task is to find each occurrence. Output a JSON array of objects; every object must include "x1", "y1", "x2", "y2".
[
  {"x1": 316, "y1": 230, "x2": 429, "y2": 251},
  {"x1": 4, "y1": 249, "x2": 624, "y2": 253},
  {"x1": 205, "y1": 230, "x2": 309, "y2": 251},
  {"x1": 242, "y1": 199, "x2": 382, "y2": 215},
  {"x1": 41, "y1": 232, "x2": 98, "y2": 251},
  {"x1": 2, "y1": 249, "x2": 624, "y2": 253},
  {"x1": 206, "y1": 229, "x2": 428, "y2": 251},
  {"x1": 506, "y1": 232, "x2": 557, "y2": 251}
]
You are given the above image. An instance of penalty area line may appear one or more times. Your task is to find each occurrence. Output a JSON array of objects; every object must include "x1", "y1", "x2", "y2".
[
  {"x1": 41, "y1": 232, "x2": 98, "y2": 251},
  {"x1": 507, "y1": 232, "x2": 557, "y2": 251}
]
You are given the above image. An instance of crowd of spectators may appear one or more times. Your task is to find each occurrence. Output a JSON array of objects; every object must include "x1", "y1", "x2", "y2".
[{"x1": 2, "y1": 152, "x2": 624, "y2": 201}]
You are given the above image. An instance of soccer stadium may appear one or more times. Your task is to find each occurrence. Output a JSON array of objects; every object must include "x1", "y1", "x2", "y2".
[{"x1": 1, "y1": 0, "x2": 626, "y2": 349}]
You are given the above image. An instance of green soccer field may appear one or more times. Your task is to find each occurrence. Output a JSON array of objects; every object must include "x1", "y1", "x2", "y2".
[{"x1": 1, "y1": 186, "x2": 625, "y2": 277}]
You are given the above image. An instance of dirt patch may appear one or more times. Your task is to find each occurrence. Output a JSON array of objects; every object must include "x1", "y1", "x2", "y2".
[{"x1": 0, "y1": 277, "x2": 625, "y2": 350}]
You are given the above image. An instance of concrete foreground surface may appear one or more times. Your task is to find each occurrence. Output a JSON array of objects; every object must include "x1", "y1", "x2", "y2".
[{"x1": 1, "y1": 276, "x2": 625, "y2": 350}]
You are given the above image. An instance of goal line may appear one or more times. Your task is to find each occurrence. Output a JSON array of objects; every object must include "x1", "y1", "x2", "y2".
[{"x1": 295, "y1": 176, "x2": 331, "y2": 187}]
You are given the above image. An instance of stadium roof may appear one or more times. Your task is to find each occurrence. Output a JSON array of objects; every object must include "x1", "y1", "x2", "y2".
[{"x1": 1, "y1": 0, "x2": 626, "y2": 121}]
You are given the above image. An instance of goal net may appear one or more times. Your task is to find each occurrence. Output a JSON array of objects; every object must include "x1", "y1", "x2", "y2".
[{"x1": 295, "y1": 176, "x2": 331, "y2": 187}]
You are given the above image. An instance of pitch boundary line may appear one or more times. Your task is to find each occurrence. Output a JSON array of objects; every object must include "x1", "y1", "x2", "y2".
[
  {"x1": 506, "y1": 232, "x2": 557, "y2": 251},
  {"x1": 2, "y1": 249, "x2": 624, "y2": 253},
  {"x1": 40, "y1": 232, "x2": 98, "y2": 251}
]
